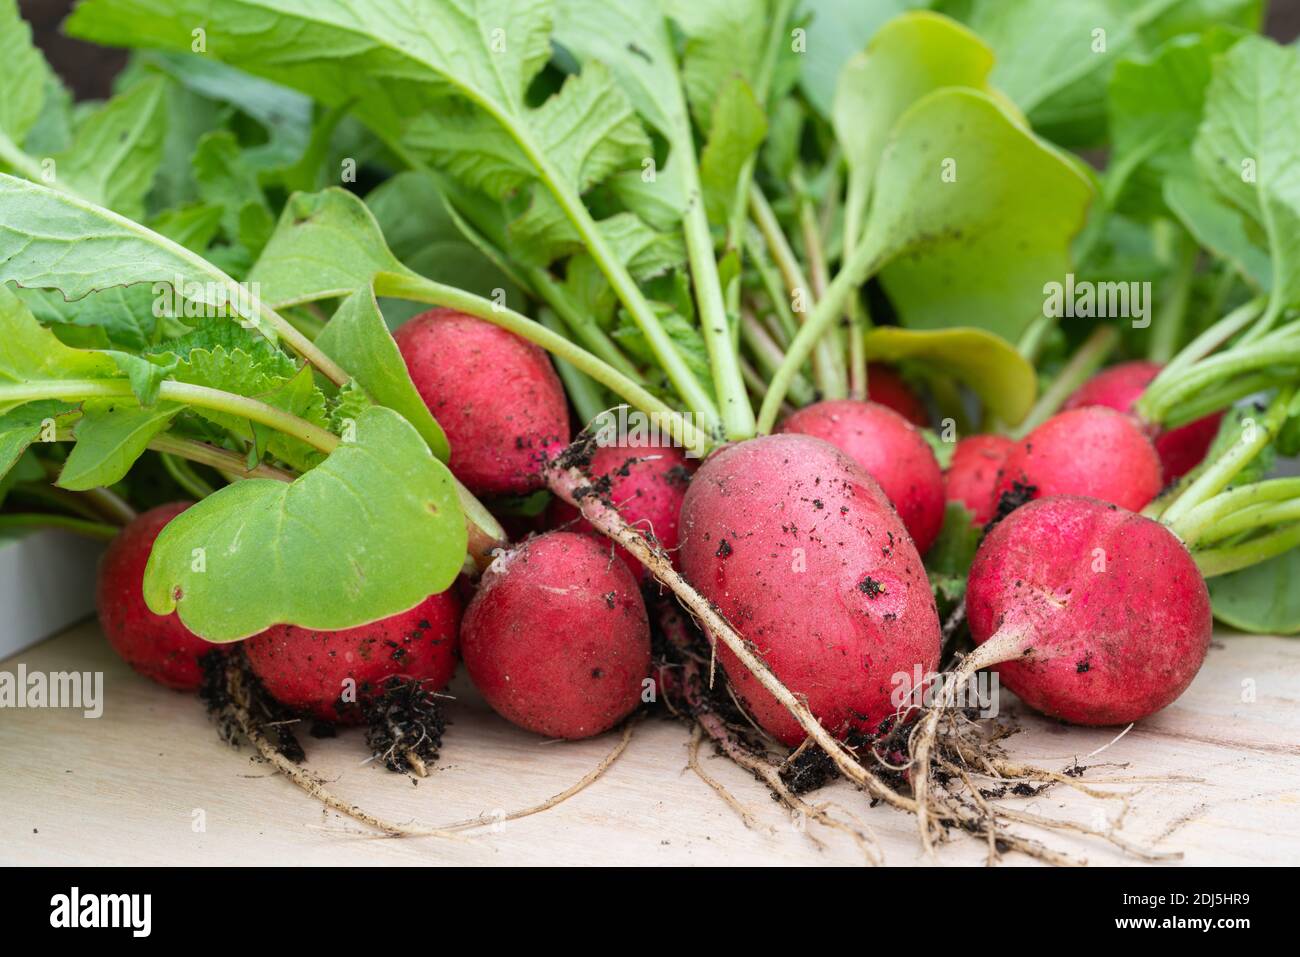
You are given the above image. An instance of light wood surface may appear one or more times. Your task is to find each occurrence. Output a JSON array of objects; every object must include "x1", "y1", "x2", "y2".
[{"x1": 2, "y1": 620, "x2": 1298, "y2": 866}]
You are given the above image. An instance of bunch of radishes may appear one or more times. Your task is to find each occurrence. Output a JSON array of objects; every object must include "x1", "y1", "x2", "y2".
[{"x1": 101, "y1": 306, "x2": 1237, "y2": 755}]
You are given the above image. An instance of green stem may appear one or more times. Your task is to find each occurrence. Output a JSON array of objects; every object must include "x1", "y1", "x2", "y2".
[
  {"x1": 1160, "y1": 372, "x2": 1288, "y2": 429},
  {"x1": 796, "y1": 172, "x2": 848, "y2": 401},
  {"x1": 757, "y1": 229, "x2": 890, "y2": 433},
  {"x1": 740, "y1": 309, "x2": 813, "y2": 406},
  {"x1": 0, "y1": 513, "x2": 119, "y2": 542},
  {"x1": 148, "y1": 434, "x2": 296, "y2": 483},
  {"x1": 745, "y1": 230, "x2": 799, "y2": 344},
  {"x1": 539, "y1": 309, "x2": 607, "y2": 426},
  {"x1": 375, "y1": 272, "x2": 709, "y2": 455},
  {"x1": 1139, "y1": 340, "x2": 1300, "y2": 423},
  {"x1": 1016, "y1": 313, "x2": 1057, "y2": 364},
  {"x1": 1171, "y1": 478, "x2": 1300, "y2": 547},
  {"x1": 526, "y1": 268, "x2": 644, "y2": 382},
  {"x1": 1193, "y1": 523, "x2": 1300, "y2": 578},
  {"x1": 1016, "y1": 324, "x2": 1120, "y2": 436},
  {"x1": 0, "y1": 380, "x2": 341, "y2": 454},
  {"x1": 160, "y1": 451, "x2": 217, "y2": 499},
  {"x1": 1148, "y1": 233, "x2": 1197, "y2": 365},
  {"x1": 848, "y1": 298, "x2": 869, "y2": 402},
  {"x1": 1160, "y1": 387, "x2": 1295, "y2": 529}
]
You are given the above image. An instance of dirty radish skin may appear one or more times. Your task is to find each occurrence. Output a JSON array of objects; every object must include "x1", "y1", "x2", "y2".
[
  {"x1": 396, "y1": 308, "x2": 570, "y2": 495},
  {"x1": 461, "y1": 531, "x2": 651, "y2": 739},
  {"x1": 244, "y1": 591, "x2": 462, "y2": 724},
  {"x1": 945, "y1": 434, "x2": 1014, "y2": 524},
  {"x1": 867, "y1": 363, "x2": 929, "y2": 427},
  {"x1": 995, "y1": 407, "x2": 1163, "y2": 513},
  {"x1": 97, "y1": 502, "x2": 219, "y2": 691},
  {"x1": 780, "y1": 400, "x2": 945, "y2": 553},
  {"x1": 964, "y1": 496, "x2": 1211, "y2": 725},
  {"x1": 1064, "y1": 360, "x2": 1223, "y2": 481},
  {"x1": 549, "y1": 440, "x2": 695, "y2": 580},
  {"x1": 680, "y1": 434, "x2": 941, "y2": 746}
]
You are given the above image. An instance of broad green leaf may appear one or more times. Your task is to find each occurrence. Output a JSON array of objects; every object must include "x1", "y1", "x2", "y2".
[
  {"x1": 1164, "y1": 176, "x2": 1272, "y2": 292},
  {"x1": 0, "y1": 402, "x2": 76, "y2": 481},
  {"x1": 51, "y1": 76, "x2": 168, "y2": 220},
  {"x1": 149, "y1": 203, "x2": 225, "y2": 254},
  {"x1": 248, "y1": 188, "x2": 408, "y2": 308},
  {"x1": 0, "y1": 0, "x2": 56, "y2": 148},
  {"x1": 700, "y1": 78, "x2": 768, "y2": 225},
  {"x1": 1107, "y1": 31, "x2": 1242, "y2": 219},
  {"x1": 191, "y1": 130, "x2": 275, "y2": 258},
  {"x1": 860, "y1": 89, "x2": 1094, "y2": 342},
  {"x1": 58, "y1": 401, "x2": 182, "y2": 491},
  {"x1": 1193, "y1": 36, "x2": 1300, "y2": 315},
  {"x1": 660, "y1": 0, "x2": 769, "y2": 128},
  {"x1": 862, "y1": 326, "x2": 1037, "y2": 424},
  {"x1": 0, "y1": 285, "x2": 119, "y2": 414},
  {"x1": 318, "y1": 288, "x2": 451, "y2": 461},
  {"x1": 1209, "y1": 550, "x2": 1300, "y2": 635},
  {"x1": 0, "y1": 174, "x2": 274, "y2": 334},
  {"x1": 833, "y1": 11, "x2": 996, "y2": 238},
  {"x1": 17, "y1": 285, "x2": 160, "y2": 352},
  {"x1": 799, "y1": 0, "x2": 935, "y2": 117},
  {"x1": 143, "y1": 406, "x2": 467, "y2": 642}
]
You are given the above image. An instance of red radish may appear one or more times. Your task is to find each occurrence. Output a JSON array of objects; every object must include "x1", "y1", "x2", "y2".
[
  {"x1": 867, "y1": 363, "x2": 929, "y2": 426},
  {"x1": 97, "y1": 502, "x2": 218, "y2": 691},
  {"x1": 461, "y1": 531, "x2": 650, "y2": 739},
  {"x1": 945, "y1": 434, "x2": 1014, "y2": 523},
  {"x1": 964, "y1": 496, "x2": 1211, "y2": 725},
  {"x1": 1063, "y1": 360, "x2": 1223, "y2": 481},
  {"x1": 779, "y1": 400, "x2": 945, "y2": 553},
  {"x1": 994, "y1": 407, "x2": 1162, "y2": 514},
  {"x1": 244, "y1": 592, "x2": 462, "y2": 724},
  {"x1": 395, "y1": 308, "x2": 570, "y2": 495},
  {"x1": 549, "y1": 440, "x2": 694, "y2": 579},
  {"x1": 679, "y1": 434, "x2": 941, "y2": 746}
]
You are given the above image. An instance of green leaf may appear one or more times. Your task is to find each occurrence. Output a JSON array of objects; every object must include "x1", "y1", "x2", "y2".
[
  {"x1": 249, "y1": 188, "x2": 408, "y2": 308},
  {"x1": 0, "y1": 174, "x2": 274, "y2": 335},
  {"x1": 143, "y1": 406, "x2": 467, "y2": 642},
  {"x1": 0, "y1": 0, "x2": 57, "y2": 147},
  {"x1": 192, "y1": 130, "x2": 275, "y2": 259},
  {"x1": 1164, "y1": 176, "x2": 1272, "y2": 292},
  {"x1": 318, "y1": 287, "x2": 450, "y2": 461},
  {"x1": 0, "y1": 284, "x2": 119, "y2": 414},
  {"x1": 52, "y1": 76, "x2": 169, "y2": 220},
  {"x1": 833, "y1": 11, "x2": 997, "y2": 240},
  {"x1": 661, "y1": 0, "x2": 769, "y2": 128},
  {"x1": 700, "y1": 78, "x2": 768, "y2": 225},
  {"x1": 862, "y1": 326, "x2": 1038, "y2": 425},
  {"x1": 58, "y1": 401, "x2": 182, "y2": 491},
  {"x1": 1106, "y1": 31, "x2": 1243, "y2": 219},
  {"x1": 1209, "y1": 549, "x2": 1300, "y2": 635},
  {"x1": 798, "y1": 0, "x2": 935, "y2": 117},
  {"x1": 0, "y1": 401, "x2": 75, "y2": 482},
  {"x1": 1193, "y1": 36, "x2": 1300, "y2": 315},
  {"x1": 17, "y1": 284, "x2": 160, "y2": 352},
  {"x1": 149, "y1": 203, "x2": 226, "y2": 254},
  {"x1": 861, "y1": 89, "x2": 1094, "y2": 342}
]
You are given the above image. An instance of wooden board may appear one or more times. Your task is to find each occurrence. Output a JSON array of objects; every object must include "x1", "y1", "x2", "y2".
[{"x1": 2, "y1": 620, "x2": 1299, "y2": 866}]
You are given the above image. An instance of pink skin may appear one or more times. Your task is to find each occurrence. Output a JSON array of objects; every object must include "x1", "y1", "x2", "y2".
[
  {"x1": 549, "y1": 440, "x2": 695, "y2": 580},
  {"x1": 945, "y1": 434, "x2": 1014, "y2": 524},
  {"x1": 779, "y1": 400, "x2": 945, "y2": 553},
  {"x1": 1063, "y1": 360, "x2": 1223, "y2": 481},
  {"x1": 966, "y1": 496, "x2": 1211, "y2": 725},
  {"x1": 995, "y1": 407, "x2": 1163, "y2": 513},
  {"x1": 395, "y1": 308, "x2": 570, "y2": 495},
  {"x1": 244, "y1": 592, "x2": 462, "y2": 725},
  {"x1": 679, "y1": 434, "x2": 941, "y2": 747},
  {"x1": 97, "y1": 502, "x2": 219, "y2": 691},
  {"x1": 461, "y1": 532, "x2": 650, "y2": 740},
  {"x1": 867, "y1": 363, "x2": 929, "y2": 427}
]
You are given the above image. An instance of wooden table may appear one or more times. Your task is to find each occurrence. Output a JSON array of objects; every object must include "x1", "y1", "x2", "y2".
[{"x1": 2, "y1": 621, "x2": 1298, "y2": 866}]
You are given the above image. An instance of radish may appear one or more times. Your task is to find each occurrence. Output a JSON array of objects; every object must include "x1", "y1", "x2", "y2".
[
  {"x1": 960, "y1": 495, "x2": 1211, "y2": 724},
  {"x1": 461, "y1": 531, "x2": 650, "y2": 739},
  {"x1": 945, "y1": 434, "x2": 1014, "y2": 524},
  {"x1": 395, "y1": 308, "x2": 570, "y2": 495},
  {"x1": 244, "y1": 591, "x2": 462, "y2": 724},
  {"x1": 548, "y1": 440, "x2": 694, "y2": 580},
  {"x1": 867, "y1": 363, "x2": 929, "y2": 427},
  {"x1": 994, "y1": 407, "x2": 1163, "y2": 514},
  {"x1": 679, "y1": 433, "x2": 941, "y2": 746},
  {"x1": 1064, "y1": 360, "x2": 1223, "y2": 481},
  {"x1": 779, "y1": 400, "x2": 945, "y2": 553},
  {"x1": 97, "y1": 502, "x2": 218, "y2": 691}
]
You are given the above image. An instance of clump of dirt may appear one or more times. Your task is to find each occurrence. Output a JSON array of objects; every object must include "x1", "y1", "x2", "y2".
[
  {"x1": 199, "y1": 650, "x2": 304, "y2": 762},
  {"x1": 986, "y1": 480, "x2": 1037, "y2": 532},
  {"x1": 362, "y1": 677, "x2": 448, "y2": 776}
]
